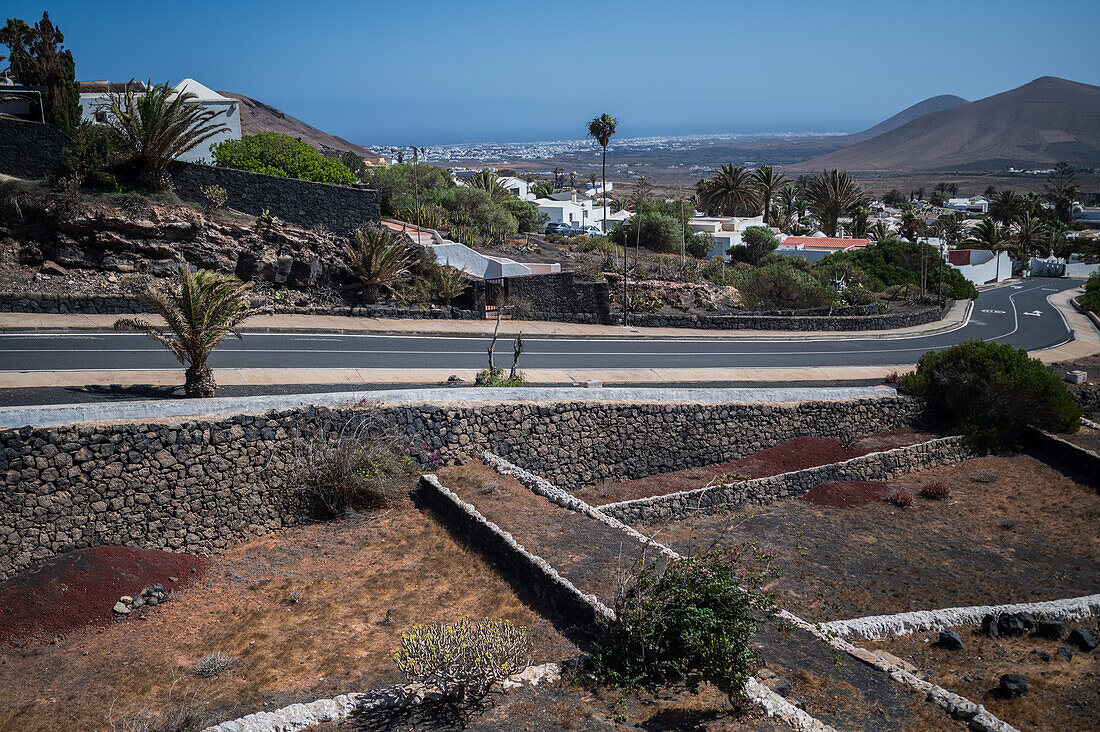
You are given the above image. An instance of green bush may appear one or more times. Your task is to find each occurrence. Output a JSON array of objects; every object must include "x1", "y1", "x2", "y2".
[
  {"x1": 212, "y1": 132, "x2": 356, "y2": 184},
  {"x1": 815, "y1": 239, "x2": 978, "y2": 300},
  {"x1": 611, "y1": 212, "x2": 682, "y2": 254},
  {"x1": 1080, "y1": 273, "x2": 1100, "y2": 312},
  {"x1": 592, "y1": 544, "x2": 779, "y2": 702},
  {"x1": 727, "y1": 226, "x2": 778, "y2": 265},
  {"x1": 897, "y1": 340, "x2": 1081, "y2": 444},
  {"x1": 736, "y1": 261, "x2": 836, "y2": 310},
  {"x1": 61, "y1": 122, "x2": 129, "y2": 191},
  {"x1": 474, "y1": 367, "x2": 527, "y2": 387}
]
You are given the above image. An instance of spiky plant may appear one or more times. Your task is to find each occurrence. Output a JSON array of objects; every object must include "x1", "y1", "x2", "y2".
[
  {"x1": 804, "y1": 170, "x2": 865, "y2": 237},
  {"x1": 113, "y1": 267, "x2": 257, "y2": 398},
  {"x1": 698, "y1": 163, "x2": 758, "y2": 216},
  {"x1": 751, "y1": 164, "x2": 788, "y2": 225},
  {"x1": 1011, "y1": 212, "x2": 1047, "y2": 258},
  {"x1": 431, "y1": 264, "x2": 469, "y2": 306},
  {"x1": 531, "y1": 182, "x2": 554, "y2": 198},
  {"x1": 467, "y1": 169, "x2": 508, "y2": 201},
  {"x1": 107, "y1": 80, "x2": 228, "y2": 190},
  {"x1": 346, "y1": 225, "x2": 413, "y2": 303},
  {"x1": 868, "y1": 220, "x2": 893, "y2": 242}
]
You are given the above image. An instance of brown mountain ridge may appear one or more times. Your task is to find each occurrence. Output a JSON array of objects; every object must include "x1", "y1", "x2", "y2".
[
  {"x1": 794, "y1": 76, "x2": 1100, "y2": 172},
  {"x1": 218, "y1": 91, "x2": 369, "y2": 158}
]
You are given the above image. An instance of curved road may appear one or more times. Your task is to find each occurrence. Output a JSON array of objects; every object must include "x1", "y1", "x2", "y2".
[{"x1": 0, "y1": 280, "x2": 1078, "y2": 373}]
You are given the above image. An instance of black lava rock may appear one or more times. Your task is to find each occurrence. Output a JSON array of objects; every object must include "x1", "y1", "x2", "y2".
[
  {"x1": 1017, "y1": 612, "x2": 1036, "y2": 630},
  {"x1": 1068, "y1": 627, "x2": 1099, "y2": 652},
  {"x1": 1034, "y1": 620, "x2": 1067, "y2": 640},
  {"x1": 1057, "y1": 646, "x2": 1074, "y2": 662},
  {"x1": 937, "y1": 630, "x2": 964, "y2": 650},
  {"x1": 998, "y1": 613, "x2": 1028, "y2": 637},
  {"x1": 981, "y1": 613, "x2": 1000, "y2": 638},
  {"x1": 998, "y1": 673, "x2": 1028, "y2": 698},
  {"x1": 1033, "y1": 650, "x2": 1051, "y2": 662}
]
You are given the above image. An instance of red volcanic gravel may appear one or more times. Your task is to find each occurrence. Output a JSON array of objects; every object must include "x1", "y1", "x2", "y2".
[
  {"x1": 803, "y1": 481, "x2": 890, "y2": 508},
  {"x1": 0, "y1": 546, "x2": 208, "y2": 646},
  {"x1": 576, "y1": 429, "x2": 936, "y2": 505}
]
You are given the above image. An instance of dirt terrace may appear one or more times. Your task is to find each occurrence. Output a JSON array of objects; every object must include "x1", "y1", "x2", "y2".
[
  {"x1": 859, "y1": 620, "x2": 1100, "y2": 732},
  {"x1": 437, "y1": 460, "x2": 958, "y2": 731},
  {"x1": 575, "y1": 428, "x2": 938, "y2": 505},
  {"x1": 640, "y1": 454, "x2": 1100, "y2": 623},
  {"x1": 0, "y1": 500, "x2": 576, "y2": 732}
]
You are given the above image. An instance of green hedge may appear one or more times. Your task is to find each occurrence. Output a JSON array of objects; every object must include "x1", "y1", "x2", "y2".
[
  {"x1": 816, "y1": 239, "x2": 978, "y2": 300},
  {"x1": 1080, "y1": 273, "x2": 1100, "y2": 312},
  {"x1": 212, "y1": 132, "x2": 356, "y2": 185}
]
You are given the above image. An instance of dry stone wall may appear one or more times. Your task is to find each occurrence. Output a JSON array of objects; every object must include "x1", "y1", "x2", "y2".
[
  {"x1": 599, "y1": 435, "x2": 976, "y2": 523},
  {"x1": 0, "y1": 396, "x2": 925, "y2": 580}
]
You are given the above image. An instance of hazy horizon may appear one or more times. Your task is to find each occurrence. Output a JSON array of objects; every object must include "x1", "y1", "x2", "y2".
[{"x1": 5, "y1": 0, "x2": 1100, "y2": 147}]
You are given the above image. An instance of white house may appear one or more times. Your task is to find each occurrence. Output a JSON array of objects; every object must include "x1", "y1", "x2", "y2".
[
  {"x1": 535, "y1": 190, "x2": 597, "y2": 229},
  {"x1": 78, "y1": 78, "x2": 241, "y2": 163},
  {"x1": 497, "y1": 176, "x2": 536, "y2": 202},
  {"x1": 944, "y1": 196, "x2": 989, "y2": 215},
  {"x1": 689, "y1": 214, "x2": 768, "y2": 259}
]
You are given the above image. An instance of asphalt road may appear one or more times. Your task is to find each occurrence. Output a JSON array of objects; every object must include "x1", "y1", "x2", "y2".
[{"x1": 0, "y1": 280, "x2": 1077, "y2": 373}]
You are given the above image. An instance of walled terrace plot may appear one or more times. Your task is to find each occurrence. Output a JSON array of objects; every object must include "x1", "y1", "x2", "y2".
[
  {"x1": 637, "y1": 454, "x2": 1100, "y2": 623},
  {"x1": 427, "y1": 456, "x2": 963, "y2": 731}
]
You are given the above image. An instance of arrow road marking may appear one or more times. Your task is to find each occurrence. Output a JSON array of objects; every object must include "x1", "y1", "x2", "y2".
[{"x1": 1023, "y1": 310, "x2": 1043, "y2": 316}]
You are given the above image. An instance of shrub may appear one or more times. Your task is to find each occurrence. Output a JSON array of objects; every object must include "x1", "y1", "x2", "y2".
[
  {"x1": 919, "y1": 482, "x2": 951, "y2": 500},
  {"x1": 194, "y1": 650, "x2": 236, "y2": 678},
  {"x1": 897, "y1": 340, "x2": 1081, "y2": 444},
  {"x1": 727, "y1": 226, "x2": 778, "y2": 265},
  {"x1": 611, "y1": 211, "x2": 682, "y2": 254},
  {"x1": 1081, "y1": 273, "x2": 1100, "y2": 312},
  {"x1": 887, "y1": 489, "x2": 914, "y2": 507},
  {"x1": 212, "y1": 132, "x2": 355, "y2": 184},
  {"x1": 474, "y1": 367, "x2": 527, "y2": 387},
  {"x1": 815, "y1": 239, "x2": 978, "y2": 300},
  {"x1": 198, "y1": 183, "x2": 228, "y2": 214},
  {"x1": 736, "y1": 262, "x2": 836, "y2": 310},
  {"x1": 286, "y1": 414, "x2": 418, "y2": 516},
  {"x1": 592, "y1": 544, "x2": 779, "y2": 702},
  {"x1": 393, "y1": 617, "x2": 529, "y2": 702},
  {"x1": 61, "y1": 122, "x2": 128, "y2": 191}
]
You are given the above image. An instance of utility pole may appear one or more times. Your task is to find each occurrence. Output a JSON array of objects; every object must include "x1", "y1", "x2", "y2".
[{"x1": 411, "y1": 146, "x2": 421, "y2": 230}]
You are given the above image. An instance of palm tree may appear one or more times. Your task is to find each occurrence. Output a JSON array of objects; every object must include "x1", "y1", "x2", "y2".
[
  {"x1": 587, "y1": 113, "x2": 618, "y2": 234},
  {"x1": 1011, "y1": 212, "x2": 1047, "y2": 258},
  {"x1": 346, "y1": 225, "x2": 414, "y2": 303},
  {"x1": 431, "y1": 264, "x2": 469, "y2": 307},
  {"x1": 531, "y1": 182, "x2": 554, "y2": 198},
  {"x1": 698, "y1": 163, "x2": 758, "y2": 216},
  {"x1": 113, "y1": 267, "x2": 257, "y2": 398},
  {"x1": 804, "y1": 170, "x2": 865, "y2": 237},
  {"x1": 898, "y1": 205, "x2": 923, "y2": 242},
  {"x1": 936, "y1": 212, "x2": 965, "y2": 247},
  {"x1": 750, "y1": 165, "x2": 788, "y2": 226},
  {"x1": 467, "y1": 169, "x2": 508, "y2": 201},
  {"x1": 868, "y1": 221, "x2": 893, "y2": 242},
  {"x1": 989, "y1": 191, "x2": 1022, "y2": 224},
  {"x1": 848, "y1": 205, "x2": 871, "y2": 238},
  {"x1": 966, "y1": 218, "x2": 1011, "y2": 280},
  {"x1": 107, "y1": 80, "x2": 228, "y2": 191}
]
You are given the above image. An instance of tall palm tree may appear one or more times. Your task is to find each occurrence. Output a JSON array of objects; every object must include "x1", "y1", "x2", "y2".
[
  {"x1": 698, "y1": 163, "x2": 758, "y2": 216},
  {"x1": 113, "y1": 267, "x2": 257, "y2": 398},
  {"x1": 1011, "y1": 212, "x2": 1047, "y2": 258},
  {"x1": 467, "y1": 169, "x2": 508, "y2": 201},
  {"x1": 936, "y1": 212, "x2": 965, "y2": 247},
  {"x1": 750, "y1": 165, "x2": 788, "y2": 226},
  {"x1": 804, "y1": 170, "x2": 865, "y2": 237},
  {"x1": 108, "y1": 80, "x2": 228, "y2": 191},
  {"x1": 848, "y1": 205, "x2": 871, "y2": 238},
  {"x1": 587, "y1": 113, "x2": 618, "y2": 234},
  {"x1": 346, "y1": 225, "x2": 414, "y2": 303},
  {"x1": 898, "y1": 205, "x2": 923, "y2": 242},
  {"x1": 989, "y1": 190, "x2": 1022, "y2": 225}
]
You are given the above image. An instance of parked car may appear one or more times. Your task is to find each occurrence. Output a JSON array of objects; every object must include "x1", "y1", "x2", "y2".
[
  {"x1": 579, "y1": 225, "x2": 603, "y2": 236},
  {"x1": 544, "y1": 222, "x2": 570, "y2": 235}
]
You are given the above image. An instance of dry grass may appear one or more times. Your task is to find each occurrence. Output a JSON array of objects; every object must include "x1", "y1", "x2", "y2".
[
  {"x1": 0, "y1": 501, "x2": 576, "y2": 731},
  {"x1": 861, "y1": 624, "x2": 1100, "y2": 732}
]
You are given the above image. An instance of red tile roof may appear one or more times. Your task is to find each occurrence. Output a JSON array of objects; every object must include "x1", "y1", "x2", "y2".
[{"x1": 782, "y1": 237, "x2": 871, "y2": 249}]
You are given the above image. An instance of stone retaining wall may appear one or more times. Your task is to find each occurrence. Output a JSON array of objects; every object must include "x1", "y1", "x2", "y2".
[
  {"x1": 1026, "y1": 427, "x2": 1100, "y2": 485},
  {"x1": 0, "y1": 117, "x2": 70, "y2": 180},
  {"x1": 600, "y1": 435, "x2": 975, "y2": 523},
  {"x1": 0, "y1": 396, "x2": 925, "y2": 580},
  {"x1": 169, "y1": 163, "x2": 381, "y2": 235}
]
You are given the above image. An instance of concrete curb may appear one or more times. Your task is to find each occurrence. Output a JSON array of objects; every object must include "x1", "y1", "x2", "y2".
[
  {"x1": 0, "y1": 385, "x2": 898, "y2": 430},
  {"x1": 820, "y1": 593, "x2": 1100, "y2": 640}
]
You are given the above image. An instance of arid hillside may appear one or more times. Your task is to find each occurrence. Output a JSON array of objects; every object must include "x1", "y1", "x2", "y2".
[
  {"x1": 844, "y1": 94, "x2": 969, "y2": 144},
  {"x1": 219, "y1": 91, "x2": 369, "y2": 157},
  {"x1": 794, "y1": 76, "x2": 1100, "y2": 172}
]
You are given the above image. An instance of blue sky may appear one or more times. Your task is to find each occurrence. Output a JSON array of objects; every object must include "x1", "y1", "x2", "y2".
[{"x1": 5, "y1": 1, "x2": 1099, "y2": 145}]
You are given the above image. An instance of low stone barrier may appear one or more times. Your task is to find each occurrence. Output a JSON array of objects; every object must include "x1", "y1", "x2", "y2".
[
  {"x1": 1025, "y1": 427, "x2": 1100, "y2": 485},
  {"x1": 418, "y1": 474, "x2": 611, "y2": 634},
  {"x1": 599, "y1": 436, "x2": 975, "y2": 523}
]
